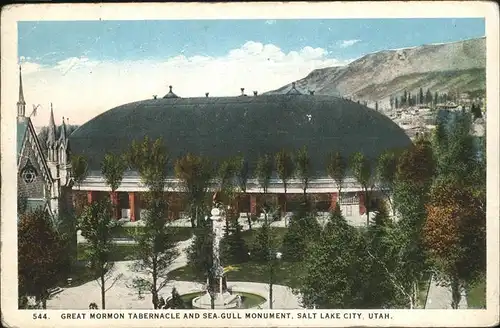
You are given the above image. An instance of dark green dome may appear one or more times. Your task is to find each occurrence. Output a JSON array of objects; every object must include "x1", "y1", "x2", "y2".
[{"x1": 69, "y1": 95, "x2": 411, "y2": 175}]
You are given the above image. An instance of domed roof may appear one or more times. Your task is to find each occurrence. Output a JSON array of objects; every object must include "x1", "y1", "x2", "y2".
[{"x1": 69, "y1": 95, "x2": 412, "y2": 175}]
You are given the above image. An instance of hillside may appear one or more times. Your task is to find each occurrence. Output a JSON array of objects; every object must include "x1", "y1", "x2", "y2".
[{"x1": 266, "y1": 37, "x2": 486, "y2": 110}]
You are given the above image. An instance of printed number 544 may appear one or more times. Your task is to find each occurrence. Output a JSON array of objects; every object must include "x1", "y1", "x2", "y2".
[{"x1": 33, "y1": 313, "x2": 48, "y2": 320}]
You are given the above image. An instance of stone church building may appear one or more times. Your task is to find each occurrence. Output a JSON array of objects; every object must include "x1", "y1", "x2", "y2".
[{"x1": 17, "y1": 67, "x2": 72, "y2": 219}]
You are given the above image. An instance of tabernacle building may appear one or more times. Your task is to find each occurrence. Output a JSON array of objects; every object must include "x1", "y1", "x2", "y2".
[{"x1": 68, "y1": 83, "x2": 412, "y2": 225}]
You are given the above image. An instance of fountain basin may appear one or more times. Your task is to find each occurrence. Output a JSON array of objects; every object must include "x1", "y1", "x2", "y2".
[{"x1": 180, "y1": 291, "x2": 266, "y2": 309}]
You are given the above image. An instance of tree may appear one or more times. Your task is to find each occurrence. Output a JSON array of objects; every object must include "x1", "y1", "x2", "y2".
[
  {"x1": 187, "y1": 216, "x2": 213, "y2": 282},
  {"x1": 423, "y1": 180, "x2": 485, "y2": 309},
  {"x1": 101, "y1": 152, "x2": 126, "y2": 220},
  {"x1": 376, "y1": 150, "x2": 399, "y2": 216},
  {"x1": 433, "y1": 111, "x2": 476, "y2": 186},
  {"x1": 471, "y1": 103, "x2": 482, "y2": 119},
  {"x1": 127, "y1": 136, "x2": 179, "y2": 309},
  {"x1": 375, "y1": 101, "x2": 379, "y2": 111},
  {"x1": 71, "y1": 154, "x2": 88, "y2": 190},
  {"x1": 256, "y1": 154, "x2": 273, "y2": 194},
  {"x1": 419, "y1": 87, "x2": 424, "y2": 105},
  {"x1": 282, "y1": 207, "x2": 321, "y2": 262},
  {"x1": 390, "y1": 137, "x2": 436, "y2": 308},
  {"x1": 78, "y1": 199, "x2": 122, "y2": 309},
  {"x1": 434, "y1": 91, "x2": 439, "y2": 106},
  {"x1": 326, "y1": 151, "x2": 347, "y2": 203},
  {"x1": 217, "y1": 157, "x2": 240, "y2": 228},
  {"x1": 298, "y1": 206, "x2": 372, "y2": 308},
  {"x1": 18, "y1": 209, "x2": 69, "y2": 309},
  {"x1": 275, "y1": 149, "x2": 294, "y2": 213},
  {"x1": 295, "y1": 146, "x2": 312, "y2": 199},
  {"x1": 174, "y1": 153, "x2": 213, "y2": 228},
  {"x1": 220, "y1": 207, "x2": 249, "y2": 264},
  {"x1": 251, "y1": 220, "x2": 277, "y2": 263},
  {"x1": 350, "y1": 152, "x2": 373, "y2": 226},
  {"x1": 425, "y1": 89, "x2": 433, "y2": 105},
  {"x1": 236, "y1": 157, "x2": 252, "y2": 230},
  {"x1": 395, "y1": 97, "x2": 399, "y2": 109},
  {"x1": 390, "y1": 96, "x2": 394, "y2": 109}
]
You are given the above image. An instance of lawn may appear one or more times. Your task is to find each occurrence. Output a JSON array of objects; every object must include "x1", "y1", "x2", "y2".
[
  {"x1": 466, "y1": 275, "x2": 486, "y2": 309},
  {"x1": 240, "y1": 227, "x2": 288, "y2": 250},
  {"x1": 77, "y1": 244, "x2": 138, "y2": 262},
  {"x1": 169, "y1": 260, "x2": 305, "y2": 289},
  {"x1": 111, "y1": 226, "x2": 193, "y2": 243}
]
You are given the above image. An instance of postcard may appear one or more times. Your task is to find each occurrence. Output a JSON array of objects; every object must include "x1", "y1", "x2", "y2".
[{"x1": 1, "y1": 1, "x2": 499, "y2": 327}]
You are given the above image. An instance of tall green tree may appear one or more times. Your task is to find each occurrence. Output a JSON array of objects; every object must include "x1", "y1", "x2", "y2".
[
  {"x1": 326, "y1": 151, "x2": 347, "y2": 203},
  {"x1": 419, "y1": 87, "x2": 424, "y2": 105},
  {"x1": 282, "y1": 206, "x2": 321, "y2": 262},
  {"x1": 220, "y1": 206, "x2": 249, "y2": 264},
  {"x1": 101, "y1": 152, "x2": 126, "y2": 220},
  {"x1": 425, "y1": 89, "x2": 433, "y2": 105},
  {"x1": 376, "y1": 150, "x2": 399, "y2": 216},
  {"x1": 350, "y1": 152, "x2": 373, "y2": 226},
  {"x1": 298, "y1": 206, "x2": 375, "y2": 308},
  {"x1": 256, "y1": 154, "x2": 273, "y2": 194},
  {"x1": 174, "y1": 153, "x2": 213, "y2": 228},
  {"x1": 18, "y1": 209, "x2": 69, "y2": 309},
  {"x1": 127, "y1": 136, "x2": 179, "y2": 309},
  {"x1": 71, "y1": 154, "x2": 88, "y2": 190},
  {"x1": 275, "y1": 149, "x2": 294, "y2": 213},
  {"x1": 78, "y1": 199, "x2": 122, "y2": 309},
  {"x1": 391, "y1": 137, "x2": 436, "y2": 308},
  {"x1": 236, "y1": 157, "x2": 252, "y2": 230},
  {"x1": 423, "y1": 180, "x2": 485, "y2": 308},
  {"x1": 187, "y1": 216, "x2": 213, "y2": 284},
  {"x1": 295, "y1": 146, "x2": 312, "y2": 200}
]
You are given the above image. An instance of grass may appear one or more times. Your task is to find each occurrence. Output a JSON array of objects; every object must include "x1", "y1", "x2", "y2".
[
  {"x1": 466, "y1": 275, "x2": 486, "y2": 309},
  {"x1": 240, "y1": 227, "x2": 288, "y2": 249},
  {"x1": 169, "y1": 260, "x2": 305, "y2": 289},
  {"x1": 179, "y1": 291, "x2": 265, "y2": 309},
  {"x1": 111, "y1": 226, "x2": 193, "y2": 243},
  {"x1": 77, "y1": 244, "x2": 138, "y2": 262}
]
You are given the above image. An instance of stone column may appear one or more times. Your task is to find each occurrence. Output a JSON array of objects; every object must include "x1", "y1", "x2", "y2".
[
  {"x1": 87, "y1": 191, "x2": 95, "y2": 204},
  {"x1": 330, "y1": 192, "x2": 338, "y2": 211},
  {"x1": 250, "y1": 194, "x2": 257, "y2": 216},
  {"x1": 129, "y1": 192, "x2": 137, "y2": 222},
  {"x1": 110, "y1": 191, "x2": 119, "y2": 219},
  {"x1": 358, "y1": 192, "x2": 366, "y2": 215}
]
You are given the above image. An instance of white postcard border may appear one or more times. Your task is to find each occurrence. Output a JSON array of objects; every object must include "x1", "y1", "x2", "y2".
[{"x1": 1, "y1": 2, "x2": 499, "y2": 327}]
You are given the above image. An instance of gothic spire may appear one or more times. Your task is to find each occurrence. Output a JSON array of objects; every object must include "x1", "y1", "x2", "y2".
[
  {"x1": 59, "y1": 116, "x2": 67, "y2": 144},
  {"x1": 47, "y1": 103, "x2": 57, "y2": 146},
  {"x1": 17, "y1": 65, "x2": 26, "y2": 117}
]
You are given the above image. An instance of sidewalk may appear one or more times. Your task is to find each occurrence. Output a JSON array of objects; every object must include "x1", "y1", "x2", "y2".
[{"x1": 425, "y1": 275, "x2": 468, "y2": 309}]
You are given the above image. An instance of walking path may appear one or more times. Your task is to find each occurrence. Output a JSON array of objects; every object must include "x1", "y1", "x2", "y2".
[
  {"x1": 425, "y1": 275, "x2": 468, "y2": 309},
  {"x1": 48, "y1": 238, "x2": 301, "y2": 310}
]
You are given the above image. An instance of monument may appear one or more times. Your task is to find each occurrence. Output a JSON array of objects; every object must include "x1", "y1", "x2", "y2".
[{"x1": 191, "y1": 204, "x2": 241, "y2": 309}]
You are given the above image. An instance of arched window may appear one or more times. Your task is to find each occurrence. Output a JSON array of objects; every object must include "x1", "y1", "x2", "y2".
[{"x1": 20, "y1": 160, "x2": 37, "y2": 184}]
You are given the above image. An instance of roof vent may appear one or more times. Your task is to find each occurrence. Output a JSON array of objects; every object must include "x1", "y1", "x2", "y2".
[
  {"x1": 163, "y1": 85, "x2": 179, "y2": 99},
  {"x1": 240, "y1": 88, "x2": 247, "y2": 96},
  {"x1": 205, "y1": 92, "x2": 209, "y2": 98},
  {"x1": 153, "y1": 95, "x2": 157, "y2": 99},
  {"x1": 309, "y1": 90, "x2": 315, "y2": 95},
  {"x1": 253, "y1": 91, "x2": 258, "y2": 96}
]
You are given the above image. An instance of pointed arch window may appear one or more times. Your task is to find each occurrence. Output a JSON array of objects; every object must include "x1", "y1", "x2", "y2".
[{"x1": 21, "y1": 160, "x2": 37, "y2": 184}]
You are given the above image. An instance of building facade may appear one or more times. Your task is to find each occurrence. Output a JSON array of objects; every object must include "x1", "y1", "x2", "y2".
[
  {"x1": 17, "y1": 67, "x2": 71, "y2": 220},
  {"x1": 69, "y1": 84, "x2": 412, "y2": 225}
]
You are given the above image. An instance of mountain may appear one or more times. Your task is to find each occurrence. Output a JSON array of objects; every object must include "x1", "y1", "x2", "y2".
[{"x1": 266, "y1": 37, "x2": 486, "y2": 110}]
